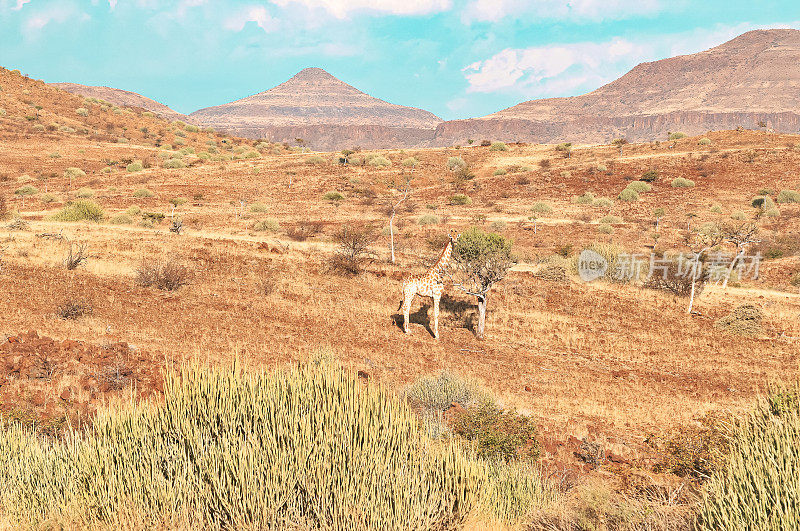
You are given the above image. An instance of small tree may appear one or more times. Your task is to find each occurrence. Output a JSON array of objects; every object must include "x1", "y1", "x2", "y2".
[
  {"x1": 720, "y1": 221, "x2": 759, "y2": 289},
  {"x1": 555, "y1": 142, "x2": 572, "y2": 158},
  {"x1": 653, "y1": 207, "x2": 665, "y2": 232},
  {"x1": 331, "y1": 224, "x2": 377, "y2": 275},
  {"x1": 612, "y1": 137, "x2": 628, "y2": 156},
  {"x1": 451, "y1": 227, "x2": 516, "y2": 338},
  {"x1": 14, "y1": 185, "x2": 37, "y2": 208},
  {"x1": 685, "y1": 223, "x2": 724, "y2": 314},
  {"x1": 387, "y1": 179, "x2": 411, "y2": 263}
]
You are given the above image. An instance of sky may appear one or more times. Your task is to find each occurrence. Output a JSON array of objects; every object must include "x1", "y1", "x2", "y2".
[{"x1": 1, "y1": 1, "x2": 799, "y2": 120}]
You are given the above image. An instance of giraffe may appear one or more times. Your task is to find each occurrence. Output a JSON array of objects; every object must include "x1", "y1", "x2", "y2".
[{"x1": 398, "y1": 230, "x2": 459, "y2": 339}]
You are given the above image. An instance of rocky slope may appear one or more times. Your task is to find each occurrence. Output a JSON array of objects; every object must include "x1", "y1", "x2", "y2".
[
  {"x1": 189, "y1": 68, "x2": 442, "y2": 150},
  {"x1": 433, "y1": 29, "x2": 800, "y2": 145},
  {"x1": 50, "y1": 83, "x2": 186, "y2": 121}
]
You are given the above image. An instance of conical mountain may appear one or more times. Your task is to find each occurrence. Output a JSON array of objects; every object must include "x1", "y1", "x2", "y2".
[{"x1": 190, "y1": 68, "x2": 441, "y2": 149}]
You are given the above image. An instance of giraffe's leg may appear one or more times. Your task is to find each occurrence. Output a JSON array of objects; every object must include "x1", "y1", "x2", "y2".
[
  {"x1": 433, "y1": 294, "x2": 440, "y2": 339},
  {"x1": 403, "y1": 291, "x2": 412, "y2": 334}
]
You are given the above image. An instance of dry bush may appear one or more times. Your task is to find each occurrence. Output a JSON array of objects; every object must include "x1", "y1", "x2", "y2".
[
  {"x1": 64, "y1": 242, "x2": 88, "y2": 270},
  {"x1": 646, "y1": 412, "x2": 730, "y2": 480},
  {"x1": 0, "y1": 195, "x2": 8, "y2": 220},
  {"x1": 643, "y1": 260, "x2": 706, "y2": 297},
  {"x1": 329, "y1": 224, "x2": 377, "y2": 275},
  {"x1": 714, "y1": 304, "x2": 764, "y2": 336},
  {"x1": 533, "y1": 264, "x2": 568, "y2": 283},
  {"x1": 56, "y1": 300, "x2": 93, "y2": 320},
  {"x1": 453, "y1": 403, "x2": 540, "y2": 462},
  {"x1": 286, "y1": 221, "x2": 323, "y2": 241},
  {"x1": 135, "y1": 259, "x2": 192, "y2": 291}
]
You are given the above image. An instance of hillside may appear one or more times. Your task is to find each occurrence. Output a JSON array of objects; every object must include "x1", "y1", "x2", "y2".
[
  {"x1": 50, "y1": 83, "x2": 186, "y2": 121},
  {"x1": 433, "y1": 29, "x2": 800, "y2": 145},
  {"x1": 189, "y1": 67, "x2": 442, "y2": 150}
]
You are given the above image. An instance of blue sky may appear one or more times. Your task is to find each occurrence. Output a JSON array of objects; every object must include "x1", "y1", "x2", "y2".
[{"x1": 1, "y1": 0, "x2": 799, "y2": 119}]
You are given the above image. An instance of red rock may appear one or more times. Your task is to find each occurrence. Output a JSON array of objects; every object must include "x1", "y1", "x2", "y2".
[
  {"x1": 524, "y1": 385, "x2": 532, "y2": 392},
  {"x1": 357, "y1": 370, "x2": 370, "y2": 380}
]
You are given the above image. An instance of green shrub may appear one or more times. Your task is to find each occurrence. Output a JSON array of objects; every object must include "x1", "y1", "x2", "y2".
[
  {"x1": 75, "y1": 107, "x2": 88, "y2": 117},
  {"x1": 64, "y1": 167, "x2": 85, "y2": 180},
  {"x1": 450, "y1": 193, "x2": 472, "y2": 205},
  {"x1": 125, "y1": 205, "x2": 142, "y2": 216},
  {"x1": 184, "y1": 124, "x2": 199, "y2": 133},
  {"x1": 765, "y1": 208, "x2": 781, "y2": 218},
  {"x1": 490, "y1": 142, "x2": 508, "y2": 151},
  {"x1": 570, "y1": 241, "x2": 629, "y2": 282},
  {"x1": 574, "y1": 192, "x2": 595, "y2": 204},
  {"x1": 305, "y1": 155, "x2": 325, "y2": 164},
  {"x1": 109, "y1": 214, "x2": 133, "y2": 225},
  {"x1": 699, "y1": 383, "x2": 800, "y2": 529},
  {"x1": 669, "y1": 132, "x2": 686, "y2": 140},
  {"x1": 493, "y1": 168, "x2": 507, "y2": 176},
  {"x1": 75, "y1": 187, "x2": 93, "y2": 198},
  {"x1": 698, "y1": 137, "x2": 712, "y2": 145},
  {"x1": 710, "y1": 204, "x2": 723, "y2": 213},
  {"x1": 593, "y1": 197, "x2": 614, "y2": 208},
  {"x1": 404, "y1": 371, "x2": 493, "y2": 412},
  {"x1": 252, "y1": 218, "x2": 280, "y2": 232},
  {"x1": 672, "y1": 177, "x2": 695, "y2": 188},
  {"x1": 162, "y1": 158, "x2": 185, "y2": 169},
  {"x1": 417, "y1": 214, "x2": 440, "y2": 225},
  {"x1": 40, "y1": 193, "x2": 56, "y2": 203},
  {"x1": 490, "y1": 220, "x2": 507, "y2": 231},
  {"x1": 776, "y1": 190, "x2": 800, "y2": 203},
  {"x1": 51, "y1": 200, "x2": 104, "y2": 222},
  {"x1": 126, "y1": 161, "x2": 144, "y2": 173},
  {"x1": 197, "y1": 152, "x2": 211, "y2": 160},
  {"x1": 598, "y1": 215, "x2": 622, "y2": 224},
  {"x1": 791, "y1": 272, "x2": 800, "y2": 287},
  {"x1": 730, "y1": 210, "x2": 747, "y2": 220},
  {"x1": 101, "y1": 167, "x2": 113, "y2": 174},
  {"x1": 446, "y1": 157, "x2": 467, "y2": 171},
  {"x1": 626, "y1": 181, "x2": 652, "y2": 193},
  {"x1": 618, "y1": 188, "x2": 639, "y2": 201},
  {"x1": 530, "y1": 202, "x2": 552, "y2": 213},
  {"x1": 323, "y1": 191, "x2": 344, "y2": 202},
  {"x1": 401, "y1": 157, "x2": 419, "y2": 168},
  {"x1": 367, "y1": 156, "x2": 391, "y2": 167},
  {"x1": 453, "y1": 403, "x2": 540, "y2": 462},
  {"x1": 133, "y1": 189, "x2": 153, "y2": 198},
  {"x1": 596, "y1": 164, "x2": 608, "y2": 172},
  {"x1": 752, "y1": 195, "x2": 776, "y2": 210},
  {"x1": 714, "y1": 304, "x2": 763, "y2": 336},
  {"x1": 14, "y1": 185, "x2": 38, "y2": 197},
  {"x1": 250, "y1": 203, "x2": 269, "y2": 213},
  {"x1": 598, "y1": 223, "x2": 613, "y2": 234},
  {"x1": 142, "y1": 212, "x2": 165, "y2": 223},
  {"x1": 0, "y1": 361, "x2": 498, "y2": 528}
]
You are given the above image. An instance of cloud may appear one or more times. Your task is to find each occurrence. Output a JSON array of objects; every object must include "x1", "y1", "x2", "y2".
[
  {"x1": 463, "y1": 38, "x2": 645, "y2": 96},
  {"x1": 462, "y1": 22, "x2": 800, "y2": 99},
  {"x1": 270, "y1": 0, "x2": 452, "y2": 19},
  {"x1": 24, "y1": 5, "x2": 86, "y2": 35},
  {"x1": 224, "y1": 5, "x2": 278, "y2": 32},
  {"x1": 12, "y1": 0, "x2": 31, "y2": 10},
  {"x1": 463, "y1": 0, "x2": 661, "y2": 23}
]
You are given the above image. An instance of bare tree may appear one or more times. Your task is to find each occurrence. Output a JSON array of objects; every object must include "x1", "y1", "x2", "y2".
[
  {"x1": 388, "y1": 177, "x2": 412, "y2": 264},
  {"x1": 720, "y1": 221, "x2": 760, "y2": 289},
  {"x1": 451, "y1": 227, "x2": 516, "y2": 338},
  {"x1": 613, "y1": 137, "x2": 628, "y2": 156},
  {"x1": 685, "y1": 223, "x2": 724, "y2": 314},
  {"x1": 64, "y1": 242, "x2": 89, "y2": 270}
]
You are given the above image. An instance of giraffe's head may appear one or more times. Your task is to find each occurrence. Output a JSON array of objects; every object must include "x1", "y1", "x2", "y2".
[{"x1": 448, "y1": 229, "x2": 460, "y2": 245}]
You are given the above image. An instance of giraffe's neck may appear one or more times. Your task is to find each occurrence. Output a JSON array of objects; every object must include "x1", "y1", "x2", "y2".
[{"x1": 426, "y1": 241, "x2": 452, "y2": 282}]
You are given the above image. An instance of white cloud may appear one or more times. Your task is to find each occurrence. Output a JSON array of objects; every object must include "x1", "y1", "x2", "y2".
[
  {"x1": 270, "y1": 0, "x2": 452, "y2": 19},
  {"x1": 224, "y1": 5, "x2": 278, "y2": 32},
  {"x1": 108, "y1": 0, "x2": 117, "y2": 9},
  {"x1": 463, "y1": 38, "x2": 645, "y2": 96},
  {"x1": 24, "y1": 5, "x2": 85, "y2": 35},
  {"x1": 13, "y1": 0, "x2": 31, "y2": 10},
  {"x1": 463, "y1": 22, "x2": 800, "y2": 98},
  {"x1": 463, "y1": 0, "x2": 661, "y2": 23}
]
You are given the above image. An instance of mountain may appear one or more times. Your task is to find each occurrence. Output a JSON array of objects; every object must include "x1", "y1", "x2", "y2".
[
  {"x1": 189, "y1": 68, "x2": 442, "y2": 150},
  {"x1": 50, "y1": 83, "x2": 185, "y2": 121},
  {"x1": 433, "y1": 29, "x2": 800, "y2": 145}
]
